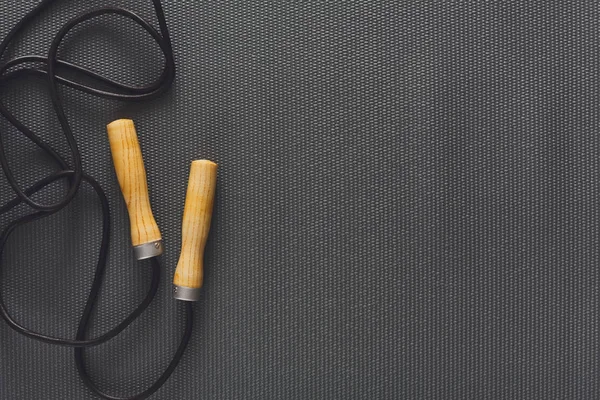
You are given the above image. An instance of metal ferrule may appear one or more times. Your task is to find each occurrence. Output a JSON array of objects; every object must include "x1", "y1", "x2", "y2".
[
  {"x1": 133, "y1": 240, "x2": 163, "y2": 260},
  {"x1": 173, "y1": 286, "x2": 202, "y2": 302}
]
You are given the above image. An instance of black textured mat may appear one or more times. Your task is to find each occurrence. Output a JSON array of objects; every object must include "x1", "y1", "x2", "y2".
[{"x1": 1, "y1": 1, "x2": 599, "y2": 399}]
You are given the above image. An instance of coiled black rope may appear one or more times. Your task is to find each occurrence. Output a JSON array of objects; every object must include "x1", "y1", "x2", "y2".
[{"x1": 0, "y1": 1, "x2": 193, "y2": 399}]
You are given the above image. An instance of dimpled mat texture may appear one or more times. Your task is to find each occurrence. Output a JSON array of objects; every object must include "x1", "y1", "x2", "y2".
[{"x1": 0, "y1": 1, "x2": 599, "y2": 399}]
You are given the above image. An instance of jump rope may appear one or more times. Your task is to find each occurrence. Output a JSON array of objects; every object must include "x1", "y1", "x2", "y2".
[{"x1": 0, "y1": 1, "x2": 215, "y2": 399}]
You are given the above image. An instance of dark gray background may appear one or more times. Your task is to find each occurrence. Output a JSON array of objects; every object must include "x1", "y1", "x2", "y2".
[{"x1": 0, "y1": 1, "x2": 598, "y2": 399}]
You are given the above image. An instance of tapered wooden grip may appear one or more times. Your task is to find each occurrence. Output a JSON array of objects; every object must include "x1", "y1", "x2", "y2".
[
  {"x1": 173, "y1": 160, "x2": 218, "y2": 290},
  {"x1": 107, "y1": 119, "x2": 161, "y2": 248}
]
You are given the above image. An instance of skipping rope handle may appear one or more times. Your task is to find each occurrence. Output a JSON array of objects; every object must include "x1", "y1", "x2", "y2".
[
  {"x1": 107, "y1": 119, "x2": 163, "y2": 260},
  {"x1": 174, "y1": 160, "x2": 218, "y2": 302}
]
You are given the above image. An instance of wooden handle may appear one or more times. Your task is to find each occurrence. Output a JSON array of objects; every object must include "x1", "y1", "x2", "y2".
[
  {"x1": 107, "y1": 119, "x2": 162, "y2": 258},
  {"x1": 173, "y1": 160, "x2": 217, "y2": 297}
]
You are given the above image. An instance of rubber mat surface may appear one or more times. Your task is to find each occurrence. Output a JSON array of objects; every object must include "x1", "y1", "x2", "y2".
[{"x1": 0, "y1": 1, "x2": 598, "y2": 399}]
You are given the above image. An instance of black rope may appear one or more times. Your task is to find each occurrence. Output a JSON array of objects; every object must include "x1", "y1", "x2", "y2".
[{"x1": 0, "y1": 1, "x2": 193, "y2": 399}]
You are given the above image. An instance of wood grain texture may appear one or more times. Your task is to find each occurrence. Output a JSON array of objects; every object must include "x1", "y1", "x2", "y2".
[
  {"x1": 106, "y1": 119, "x2": 161, "y2": 247},
  {"x1": 174, "y1": 160, "x2": 218, "y2": 289}
]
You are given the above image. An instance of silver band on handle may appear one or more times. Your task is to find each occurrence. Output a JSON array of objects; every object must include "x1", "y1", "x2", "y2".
[
  {"x1": 133, "y1": 240, "x2": 163, "y2": 260},
  {"x1": 173, "y1": 286, "x2": 202, "y2": 302}
]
